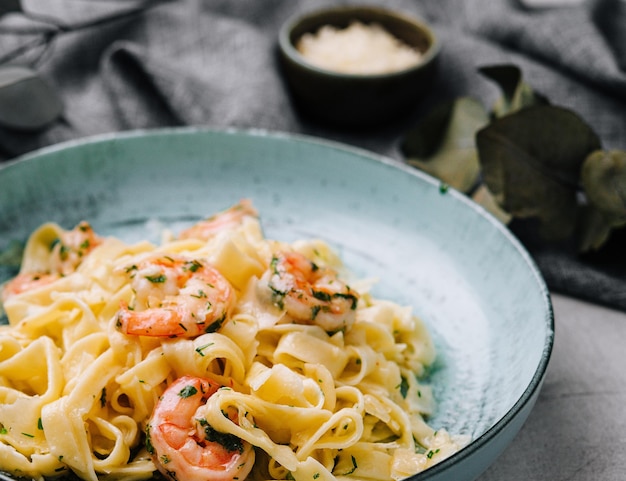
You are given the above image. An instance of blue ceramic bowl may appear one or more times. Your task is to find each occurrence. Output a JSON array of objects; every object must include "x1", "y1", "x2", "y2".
[{"x1": 0, "y1": 128, "x2": 553, "y2": 481}]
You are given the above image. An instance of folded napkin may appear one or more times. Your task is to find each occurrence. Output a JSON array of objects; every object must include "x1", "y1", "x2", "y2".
[{"x1": 0, "y1": 0, "x2": 625, "y2": 310}]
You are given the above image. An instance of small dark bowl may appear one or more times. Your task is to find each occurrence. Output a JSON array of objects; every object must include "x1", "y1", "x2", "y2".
[{"x1": 278, "y1": 5, "x2": 440, "y2": 128}]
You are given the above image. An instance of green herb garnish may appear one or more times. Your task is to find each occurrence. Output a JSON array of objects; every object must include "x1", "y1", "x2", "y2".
[{"x1": 178, "y1": 385, "x2": 198, "y2": 398}]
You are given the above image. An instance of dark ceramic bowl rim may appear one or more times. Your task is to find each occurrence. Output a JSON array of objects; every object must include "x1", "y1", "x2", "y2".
[{"x1": 278, "y1": 5, "x2": 441, "y2": 80}]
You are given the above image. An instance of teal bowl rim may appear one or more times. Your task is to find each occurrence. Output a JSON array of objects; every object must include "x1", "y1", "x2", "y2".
[
  {"x1": 0, "y1": 127, "x2": 554, "y2": 481},
  {"x1": 278, "y1": 5, "x2": 442, "y2": 80}
]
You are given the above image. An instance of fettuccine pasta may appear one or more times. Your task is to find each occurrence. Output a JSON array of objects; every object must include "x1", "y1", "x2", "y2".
[{"x1": 0, "y1": 200, "x2": 467, "y2": 481}]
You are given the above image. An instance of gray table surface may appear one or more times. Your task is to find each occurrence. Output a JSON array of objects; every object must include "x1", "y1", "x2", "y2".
[{"x1": 480, "y1": 293, "x2": 626, "y2": 480}]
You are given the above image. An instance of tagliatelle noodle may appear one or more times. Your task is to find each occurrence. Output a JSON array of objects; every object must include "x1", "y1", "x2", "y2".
[{"x1": 0, "y1": 205, "x2": 468, "y2": 481}]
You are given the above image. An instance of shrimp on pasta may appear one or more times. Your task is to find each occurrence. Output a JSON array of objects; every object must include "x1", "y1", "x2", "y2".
[
  {"x1": 50, "y1": 221, "x2": 102, "y2": 275},
  {"x1": 259, "y1": 250, "x2": 359, "y2": 333},
  {"x1": 147, "y1": 375, "x2": 255, "y2": 481},
  {"x1": 1, "y1": 272, "x2": 59, "y2": 303},
  {"x1": 1, "y1": 221, "x2": 101, "y2": 302},
  {"x1": 179, "y1": 199, "x2": 258, "y2": 241},
  {"x1": 116, "y1": 254, "x2": 235, "y2": 338}
]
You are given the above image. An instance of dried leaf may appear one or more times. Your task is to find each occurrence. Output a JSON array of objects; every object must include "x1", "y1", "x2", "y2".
[
  {"x1": 476, "y1": 105, "x2": 601, "y2": 240},
  {"x1": 577, "y1": 206, "x2": 625, "y2": 252},
  {"x1": 479, "y1": 64, "x2": 549, "y2": 117},
  {"x1": 581, "y1": 150, "x2": 626, "y2": 217},
  {"x1": 0, "y1": 65, "x2": 63, "y2": 131},
  {"x1": 401, "y1": 97, "x2": 489, "y2": 193},
  {"x1": 578, "y1": 150, "x2": 626, "y2": 251}
]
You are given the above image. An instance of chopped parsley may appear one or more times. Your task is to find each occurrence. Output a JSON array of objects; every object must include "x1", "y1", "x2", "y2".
[
  {"x1": 204, "y1": 314, "x2": 225, "y2": 333},
  {"x1": 334, "y1": 291, "x2": 358, "y2": 309},
  {"x1": 347, "y1": 456, "x2": 358, "y2": 475},
  {"x1": 185, "y1": 260, "x2": 203, "y2": 272},
  {"x1": 197, "y1": 418, "x2": 243, "y2": 453},
  {"x1": 58, "y1": 244, "x2": 70, "y2": 261},
  {"x1": 312, "y1": 290, "x2": 331, "y2": 302},
  {"x1": 191, "y1": 289, "x2": 208, "y2": 299},
  {"x1": 49, "y1": 238, "x2": 60, "y2": 251},
  {"x1": 145, "y1": 274, "x2": 167, "y2": 283},
  {"x1": 267, "y1": 280, "x2": 287, "y2": 310},
  {"x1": 398, "y1": 375, "x2": 409, "y2": 398},
  {"x1": 270, "y1": 256, "x2": 281, "y2": 275},
  {"x1": 145, "y1": 425, "x2": 155, "y2": 454},
  {"x1": 195, "y1": 342, "x2": 214, "y2": 356},
  {"x1": 427, "y1": 448, "x2": 440, "y2": 459},
  {"x1": 178, "y1": 385, "x2": 198, "y2": 398}
]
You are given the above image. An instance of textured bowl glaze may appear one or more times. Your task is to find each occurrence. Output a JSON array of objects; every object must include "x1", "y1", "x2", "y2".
[
  {"x1": 0, "y1": 128, "x2": 553, "y2": 481},
  {"x1": 278, "y1": 6, "x2": 440, "y2": 128}
]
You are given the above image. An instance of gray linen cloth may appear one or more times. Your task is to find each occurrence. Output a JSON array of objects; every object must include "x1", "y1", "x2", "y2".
[{"x1": 1, "y1": 0, "x2": 625, "y2": 309}]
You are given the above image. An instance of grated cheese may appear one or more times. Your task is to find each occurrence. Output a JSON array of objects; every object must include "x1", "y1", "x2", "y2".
[{"x1": 296, "y1": 21, "x2": 422, "y2": 75}]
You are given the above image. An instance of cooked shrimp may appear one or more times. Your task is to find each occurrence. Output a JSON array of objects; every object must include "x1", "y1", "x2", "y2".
[
  {"x1": 147, "y1": 375, "x2": 255, "y2": 481},
  {"x1": 1, "y1": 272, "x2": 60, "y2": 303},
  {"x1": 179, "y1": 199, "x2": 258, "y2": 240},
  {"x1": 1, "y1": 221, "x2": 101, "y2": 302},
  {"x1": 261, "y1": 251, "x2": 359, "y2": 332},
  {"x1": 117, "y1": 255, "x2": 235, "y2": 337},
  {"x1": 50, "y1": 220, "x2": 102, "y2": 275}
]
